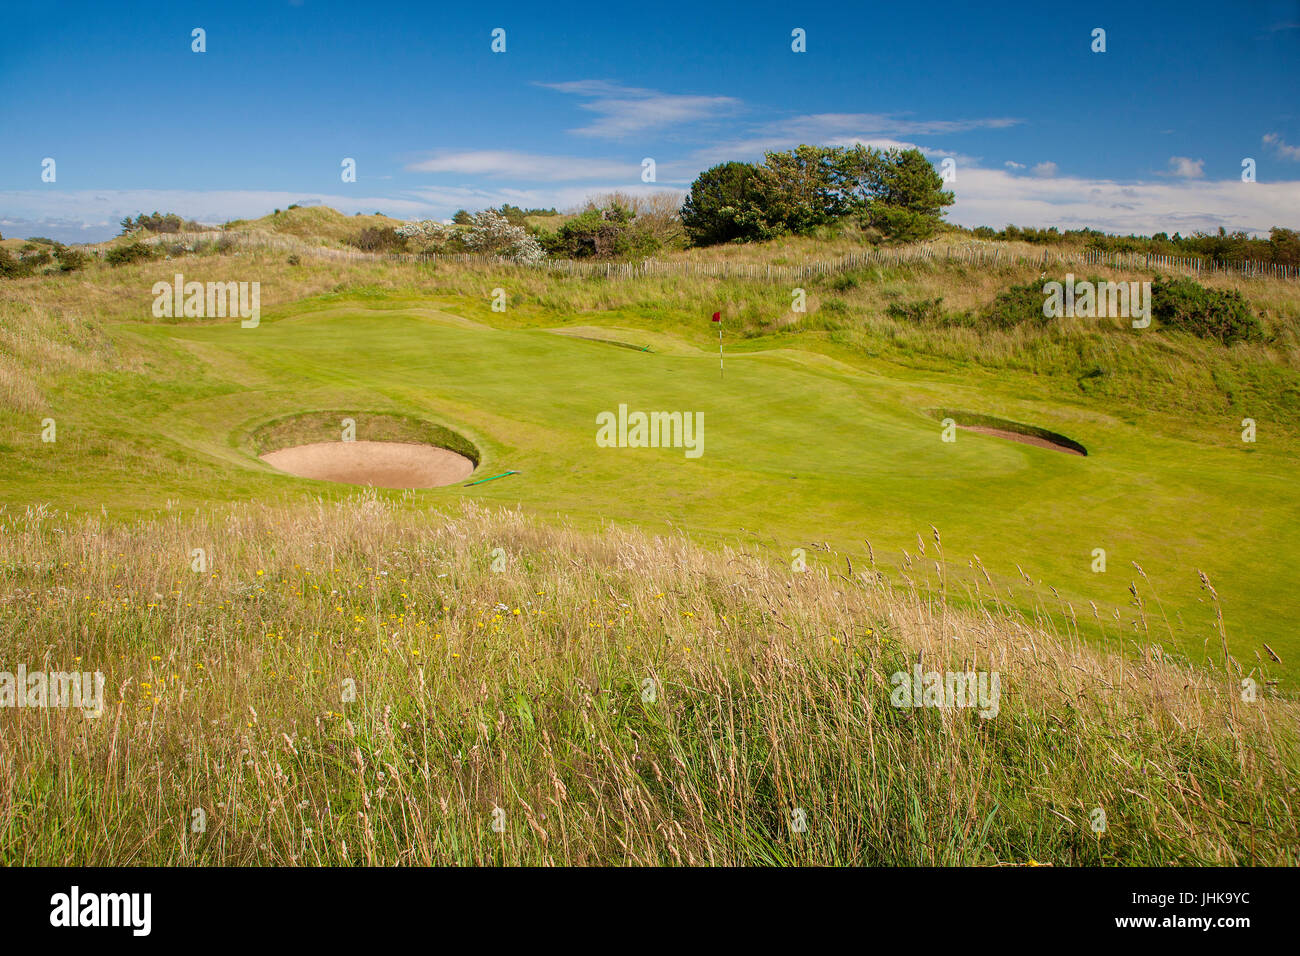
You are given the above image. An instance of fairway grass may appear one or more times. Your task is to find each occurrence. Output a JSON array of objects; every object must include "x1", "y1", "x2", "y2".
[{"x1": 3, "y1": 285, "x2": 1296, "y2": 685}]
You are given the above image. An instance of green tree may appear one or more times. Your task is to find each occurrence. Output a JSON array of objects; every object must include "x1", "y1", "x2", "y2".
[
  {"x1": 1269, "y1": 227, "x2": 1300, "y2": 267},
  {"x1": 856, "y1": 147, "x2": 954, "y2": 240},
  {"x1": 680, "y1": 161, "x2": 772, "y2": 245},
  {"x1": 753, "y1": 144, "x2": 858, "y2": 233},
  {"x1": 681, "y1": 146, "x2": 954, "y2": 246}
]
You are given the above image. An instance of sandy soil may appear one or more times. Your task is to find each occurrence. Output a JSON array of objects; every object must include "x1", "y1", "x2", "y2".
[
  {"x1": 961, "y1": 425, "x2": 1086, "y2": 456},
  {"x1": 260, "y1": 441, "x2": 475, "y2": 488}
]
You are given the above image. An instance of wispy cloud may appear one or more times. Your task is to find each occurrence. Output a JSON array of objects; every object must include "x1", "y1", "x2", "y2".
[
  {"x1": 1263, "y1": 132, "x2": 1300, "y2": 161},
  {"x1": 537, "y1": 80, "x2": 741, "y2": 138},
  {"x1": 406, "y1": 150, "x2": 637, "y2": 182},
  {"x1": 1030, "y1": 161, "x2": 1058, "y2": 178},
  {"x1": 751, "y1": 112, "x2": 1022, "y2": 141},
  {"x1": 671, "y1": 111, "x2": 1013, "y2": 171}
]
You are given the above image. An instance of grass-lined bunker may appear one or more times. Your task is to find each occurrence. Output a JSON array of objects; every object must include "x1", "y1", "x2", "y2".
[{"x1": 251, "y1": 410, "x2": 479, "y2": 489}]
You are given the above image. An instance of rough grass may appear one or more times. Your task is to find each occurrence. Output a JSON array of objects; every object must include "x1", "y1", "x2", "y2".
[
  {"x1": 220, "y1": 206, "x2": 407, "y2": 246},
  {"x1": 0, "y1": 497, "x2": 1295, "y2": 866}
]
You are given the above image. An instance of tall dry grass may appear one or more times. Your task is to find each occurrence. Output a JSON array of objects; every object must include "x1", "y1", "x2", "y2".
[{"x1": 0, "y1": 497, "x2": 1294, "y2": 865}]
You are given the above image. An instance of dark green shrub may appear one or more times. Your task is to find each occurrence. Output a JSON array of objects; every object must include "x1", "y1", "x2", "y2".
[
  {"x1": 1151, "y1": 276, "x2": 1263, "y2": 345},
  {"x1": 0, "y1": 248, "x2": 33, "y2": 278},
  {"x1": 349, "y1": 226, "x2": 407, "y2": 252},
  {"x1": 55, "y1": 247, "x2": 88, "y2": 272},
  {"x1": 19, "y1": 248, "x2": 53, "y2": 269},
  {"x1": 104, "y1": 241, "x2": 155, "y2": 266},
  {"x1": 886, "y1": 296, "x2": 946, "y2": 324},
  {"x1": 544, "y1": 202, "x2": 659, "y2": 260},
  {"x1": 864, "y1": 203, "x2": 943, "y2": 242},
  {"x1": 980, "y1": 280, "x2": 1056, "y2": 330}
]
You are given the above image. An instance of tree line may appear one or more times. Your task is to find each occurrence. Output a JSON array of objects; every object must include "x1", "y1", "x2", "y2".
[
  {"x1": 64, "y1": 149, "x2": 1298, "y2": 268},
  {"x1": 681, "y1": 144, "x2": 954, "y2": 245},
  {"x1": 960, "y1": 223, "x2": 1300, "y2": 267}
]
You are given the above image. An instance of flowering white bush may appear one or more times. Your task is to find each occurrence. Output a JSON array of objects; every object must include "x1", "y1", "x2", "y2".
[
  {"x1": 396, "y1": 219, "x2": 454, "y2": 253},
  {"x1": 462, "y1": 210, "x2": 545, "y2": 264}
]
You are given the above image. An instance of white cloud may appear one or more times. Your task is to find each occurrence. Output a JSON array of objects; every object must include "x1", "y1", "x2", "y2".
[
  {"x1": 948, "y1": 168, "x2": 1300, "y2": 236},
  {"x1": 1162, "y1": 156, "x2": 1205, "y2": 178},
  {"x1": 685, "y1": 112, "x2": 1015, "y2": 168},
  {"x1": 406, "y1": 150, "x2": 637, "y2": 182},
  {"x1": 1263, "y1": 132, "x2": 1300, "y2": 161},
  {"x1": 751, "y1": 112, "x2": 1021, "y2": 140},
  {"x1": 537, "y1": 80, "x2": 741, "y2": 138},
  {"x1": 1004, "y1": 160, "x2": 1026, "y2": 169},
  {"x1": 1031, "y1": 162, "x2": 1058, "y2": 178}
]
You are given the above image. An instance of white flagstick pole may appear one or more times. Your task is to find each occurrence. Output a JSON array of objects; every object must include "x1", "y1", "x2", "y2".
[{"x1": 718, "y1": 320, "x2": 724, "y2": 378}]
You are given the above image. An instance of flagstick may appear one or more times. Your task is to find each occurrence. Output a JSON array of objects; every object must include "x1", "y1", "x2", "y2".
[{"x1": 718, "y1": 323, "x2": 724, "y2": 378}]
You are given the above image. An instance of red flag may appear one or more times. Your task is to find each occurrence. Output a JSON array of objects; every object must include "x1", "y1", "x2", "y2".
[{"x1": 711, "y1": 311, "x2": 721, "y2": 322}]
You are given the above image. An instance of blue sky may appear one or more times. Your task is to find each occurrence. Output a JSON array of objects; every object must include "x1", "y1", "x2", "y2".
[{"x1": 2, "y1": 0, "x2": 1298, "y2": 242}]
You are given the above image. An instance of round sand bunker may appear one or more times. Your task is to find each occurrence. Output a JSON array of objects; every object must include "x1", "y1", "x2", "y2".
[{"x1": 260, "y1": 440, "x2": 475, "y2": 489}]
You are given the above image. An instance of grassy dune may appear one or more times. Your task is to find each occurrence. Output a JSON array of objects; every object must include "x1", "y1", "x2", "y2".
[
  {"x1": 1, "y1": 498, "x2": 1295, "y2": 865},
  {"x1": 219, "y1": 206, "x2": 407, "y2": 247}
]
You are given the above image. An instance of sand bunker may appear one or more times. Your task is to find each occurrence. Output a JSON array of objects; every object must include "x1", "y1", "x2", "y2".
[
  {"x1": 960, "y1": 425, "x2": 1086, "y2": 456},
  {"x1": 260, "y1": 440, "x2": 475, "y2": 488}
]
